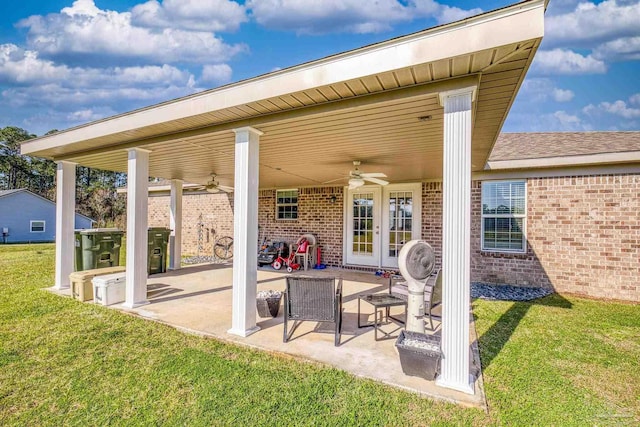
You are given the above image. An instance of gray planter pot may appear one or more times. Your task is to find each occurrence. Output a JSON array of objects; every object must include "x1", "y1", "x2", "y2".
[
  {"x1": 395, "y1": 330, "x2": 441, "y2": 380},
  {"x1": 256, "y1": 291, "x2": 282, "y2": 318}
]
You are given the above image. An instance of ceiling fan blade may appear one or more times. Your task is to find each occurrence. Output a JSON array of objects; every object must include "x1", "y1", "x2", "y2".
[
  {"x1": 348, "y1": 182, "x2": 363, "y2": 190},
  {"x1": 360, "y1": 172, "x2": 387, "y2": 178},
  {"x1": 364, "y1": 177, "x2": 389, "y2": 186},
  {"x1": 322, "y1": 176, "x2": 348, "y2": 184},
  {"x1": 219, "y1": 185, "x2": 234, "y2": 192}
]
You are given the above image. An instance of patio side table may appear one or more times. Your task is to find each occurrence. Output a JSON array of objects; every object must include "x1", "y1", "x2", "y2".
[{"x1": 357, "y1": 293, "x2": 407, "y2": 341}]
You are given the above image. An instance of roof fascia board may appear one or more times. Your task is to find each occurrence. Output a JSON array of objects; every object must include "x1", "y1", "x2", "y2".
[
  {"x1": 56, "y1": 75, "x2": 480, "y2": 161},
  {"x1": 22, "y1": 0, "x2": 544, "y2": 156},
  {"x1": 0, "y1": 189, "x2": 24, "y2": 199},
  {"x1": 486, "y1": 151, "x2": 640, "y2": 170},
  {"x1": 474, "y1": 163, "x2": 640, "y2": 180}
]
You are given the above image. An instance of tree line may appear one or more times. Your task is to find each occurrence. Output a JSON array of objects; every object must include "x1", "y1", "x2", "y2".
[{"x1": 0, "y1": 126, "x2": 127, "y2": 228}]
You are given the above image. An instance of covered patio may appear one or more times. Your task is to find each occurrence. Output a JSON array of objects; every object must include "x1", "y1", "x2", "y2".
[
  {"x1": 51, "y1": 263, "x2": 486, "y2": 407},
  {"x1": 22, "y1": 0, "x2": 545, "y2": 401}
]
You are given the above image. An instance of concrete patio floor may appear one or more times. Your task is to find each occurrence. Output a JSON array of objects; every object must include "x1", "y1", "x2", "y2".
[{"x1": 56, "y1": 263, "x2": 486, "y2": 408}]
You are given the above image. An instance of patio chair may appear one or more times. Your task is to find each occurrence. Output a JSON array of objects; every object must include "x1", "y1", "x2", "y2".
[
  {"x1": 389, "y1": 269, "x2": 442, "y2": 330},
  {"x1": 283, "y1": 276, "x2": 343, "y2": 346},
  {"x1": 290, "y1": 233, "x2": 317, "y2": 270}
]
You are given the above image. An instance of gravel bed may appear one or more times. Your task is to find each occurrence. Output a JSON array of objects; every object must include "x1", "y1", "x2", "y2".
[
  {"x1": 471, "y1": 282, "x2": 553, "y2": 301},
  {"x1": 182, "y1": 256, "x2": 230, "y2": 265},
  {"x1": 257, "y1": 290, "x2": 282, "y2": 299},
  {"x1": 401, "y1": 338, "x2": 440, "y2": 352}
]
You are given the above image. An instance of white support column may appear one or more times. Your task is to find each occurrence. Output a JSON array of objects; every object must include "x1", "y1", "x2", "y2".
[
  {"x1": 228, "y1": 126, "x2": 262, "y2": 337},
  {"x1": 123, "y1": 148, "x2": 151, "y2": 308},
  {"x1": 54, "y1": 161, "x2": 76, "y2": 290},
  {"x1": 436, "y1": 86, "x2": 476, "y2": 394},
  {"x1": 169, "y1": 179, "x2": 183, "y2": 270}
]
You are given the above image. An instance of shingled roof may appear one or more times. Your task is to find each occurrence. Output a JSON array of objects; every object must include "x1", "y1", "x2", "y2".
[{"x1": 490, "y1": 132, "x2": 640, "y2": 162}]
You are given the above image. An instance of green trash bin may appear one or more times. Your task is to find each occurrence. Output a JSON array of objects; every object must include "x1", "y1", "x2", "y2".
[
  {"x1": 74, "y1": 229, "x2": 124, "y2": 271},
  {"x1": 74, "y1": 231, "x2": 83, "y2": 271},
  {"x1": 148, "y1": 227, "x2": 171, "y2": 275}
]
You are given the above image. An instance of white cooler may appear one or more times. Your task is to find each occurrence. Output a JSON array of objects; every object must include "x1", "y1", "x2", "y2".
[{"x1": 92, "y1": 272, "x2": 126, "y2": 306}]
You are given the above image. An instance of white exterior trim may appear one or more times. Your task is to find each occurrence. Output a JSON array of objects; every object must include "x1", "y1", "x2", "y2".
[
  {"x1": 169, "y1": 179, "x2": 183, "y2": 271},
  {"x1": 486, "y1": 150, "x2": 640, "y2": 170},
  {"x1": 228, "y1": 127, "x2": 261, "y2": 337},
  {"x1": 30, "y1": 220, "x2": 46, "y2": 233},
  {"x1": 437, "y1": 88, "x2": 475, "y2": 394},
  {"x1": 473, "y1": 163, "x2": 640, "y2": 181},
  {"x1": 123, "y1": 148, "x2": 150, "y2": 308},
  {"x1": 480, "y1": 179, "x2": 527, "y2": 254},
  {"x1": 21, "y1": 0, "x2": 545, "y2": 157},
  {"x1": 54, "y1": 161, "x2": 76, "y2": 290}
]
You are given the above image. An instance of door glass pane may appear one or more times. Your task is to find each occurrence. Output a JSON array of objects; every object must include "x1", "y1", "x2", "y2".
[
  {"x1": 388, "y1": 191, "x2": 413, "y2": 257},
  {"x1": 353, "y1": 193, "x2": 374, "y2": 255}
]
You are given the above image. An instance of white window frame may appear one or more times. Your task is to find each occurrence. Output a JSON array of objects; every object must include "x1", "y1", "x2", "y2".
[
  {"x1": 275, "y1": 189, "x2": 298, "y2": 220},
  {"x1": 481, "y1": 180, "x2": 527, "y2": 253},
  {"x1": 30, "y1": 220, "x2": 46, "y2": 233}
]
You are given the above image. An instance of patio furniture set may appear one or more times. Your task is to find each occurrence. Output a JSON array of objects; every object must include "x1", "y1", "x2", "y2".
[{"x1": 259, "y1": 270, "x2": 442, "y2": 346}]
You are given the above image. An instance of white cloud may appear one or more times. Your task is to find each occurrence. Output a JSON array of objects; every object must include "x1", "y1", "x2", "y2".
[
  {"x1": 428, "y1": 3, "x2": 483, "y2": 24},
  {"x1": 18, "y1": 0, "x2": 247, "y2": 65},
  {"x1": 583, "y1": 94, "x2": 640, "y2": 125},
  {"x1": 0, "y1": 44, "x2": 195, "y2": 90},
  {"x1": 247, "y1": 0, "x2": 409, "y2": 34},
  {"x1": 200, "y1": 64, "x2": 233, "y2": 85},
  {"x1": 599, "y1": 100, "x2": 640, "y2": 119},
  {"x1": 592, "y1": 36, "x2": 640, "y2": 61},
  {"x1": 553, "y1": 110, "x2": 582, "y2": 127},
  {"x1": 532, "y1": 49, "x2": 607, "y2": 75},
  {"x1": 246, "y1": 0, "x2": 482, "y2": 35},
  {"x1": 546, "y1": 1, "x2": 640, "y2": 46},
  {"x1": 553, "y1": 88, "x2": 575, "y2": 103},
  {"x1": 0, "y1": 44, "x2": 70, "y2": 83},
  {"x1": 131, "y1": 0, "x2": 247, "y2": 32},
  {"x1": 66, "y1": 108, "x2": 111, "y2": 122},
  {"x1": 520, "y1": 78, "x2": 575, "y2": 103}
]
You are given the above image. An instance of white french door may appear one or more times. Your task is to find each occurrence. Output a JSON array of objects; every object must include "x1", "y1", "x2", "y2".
[
  {"x1": 345, "y1": 183, "x2": 421, "y2": 268},
  {"x1": 345, "y1": 187, "x2": 381, "y2": 266}
]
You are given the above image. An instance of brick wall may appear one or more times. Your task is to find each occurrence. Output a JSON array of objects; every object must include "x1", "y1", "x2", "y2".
[
  {"x1": 148, "y1": 174, "x2": 640, "y2": 302},
  {"x1": 421, "y1": 182, "x2": 443, "y2": 269},
  {"x1": 421, "y1": 177, "x2": 639, "y2": 302},
  {"x1": 469, "y1": 174, "x2": 640, "y2": 302},
  {"x1": 148, "y1": 192, "x2": 234, "y2": 256},
  {"x1": 258, "y1": 187, "x2": 344, "y2": 266}
]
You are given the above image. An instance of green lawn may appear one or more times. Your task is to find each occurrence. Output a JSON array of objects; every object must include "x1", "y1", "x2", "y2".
[{"x1": 1, "y1": 244, "x2": 638, "y2": 426}]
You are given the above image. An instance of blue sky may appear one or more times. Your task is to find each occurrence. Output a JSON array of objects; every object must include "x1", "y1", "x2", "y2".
[{"x1": 0, "y1": 0, "x2": 638, "y2": 136}]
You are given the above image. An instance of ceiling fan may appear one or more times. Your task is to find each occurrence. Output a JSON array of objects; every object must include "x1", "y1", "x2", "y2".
[
  {"x1": 202, "y1": 174, "x2": 233, "y2": 193},
  {"x1": 325, "y1": 161, "x2": 389, "y2": 189}
]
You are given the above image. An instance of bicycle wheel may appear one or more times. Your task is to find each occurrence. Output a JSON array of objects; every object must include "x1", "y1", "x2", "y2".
[{"x1": 214, "y1": 236, "x2": 234, "y2": 260}]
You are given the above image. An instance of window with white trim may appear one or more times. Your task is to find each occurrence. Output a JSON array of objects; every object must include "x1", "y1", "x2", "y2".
[
  {"x1": 30, "y1": 220, "x2": 46, "y2": 233},
  {"x1": 481, "y1": 180, "x2": 526, "y2": 252},
  {"x1": 276, "y1": 189, "x2": 298, "y2": 220}
]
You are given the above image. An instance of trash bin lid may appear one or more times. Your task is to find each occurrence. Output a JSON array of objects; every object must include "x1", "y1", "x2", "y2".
[{"x1": 77, "y1": 228, "x2": 123, "y2": 235}]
